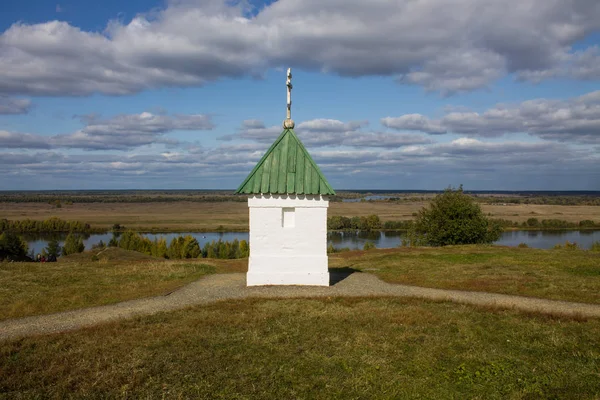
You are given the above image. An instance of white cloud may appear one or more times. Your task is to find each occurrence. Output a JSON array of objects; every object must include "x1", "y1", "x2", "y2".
[
  {"x1": 381, "y1": 114, "x2": 446, "y2": 134},
  {"x1": 296, "y1": 119, "x2": 367, "y2": 132},
  {"x1": 1, "y1": 133, "x2": 598, "y2": 189},
  {"x1": 221, "y1": 118, "x2": 432, "y2": 148},
  {"x1": 383, "y1": 90, "x2": 600, "y2": 143},
  {"x1": 0, "y1": 112, "x2": 214, "y2": 151},
  {"x1": 1, "y1": 0, "x2": 599, "y2": 96}
]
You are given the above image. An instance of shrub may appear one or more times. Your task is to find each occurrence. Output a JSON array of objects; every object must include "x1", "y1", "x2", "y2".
[
  {"x1": 0, "y1": 231, "x2": 29, "y2": 260},
  {"x1": 591, "y1": 241, "x2": 600, "y2": 252},
  {"x1": 363, "y1": 241, "x2": 376, "y2": 251},
  {"x1": 409, "y1": 186, "x2": 502, "y2": 247},
  {"x1": 526, "y1": 218, "x2": 540, "y2": 227},
  {"x1": 579, "y1": 220, "x2": 596, "y2": 228},
  {"x1": 517, "y1": 243, "x2": 529, "y2": 248},
  {"x1": 45, "y1": 238, "x2": 61, "y2": 258},
  {"x1": 553, "y1": 241, "x2": 580, "y2": 250},
  {"x1": 62, "y1": 232, "x2": 85, "y2": 255}
]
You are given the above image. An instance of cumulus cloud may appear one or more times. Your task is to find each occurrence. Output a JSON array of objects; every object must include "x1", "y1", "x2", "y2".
[
  {"x1": 221, "y1": 118, "x2": 432, "y2": 148},
  {"x1": 296, "y1": 119, "x2": 367, "y2": 133},
  {"x1": 382, "y1": 90, "x2": 600, "y2": 143},
  {"x1": 0, "y1": 131, "x2": 50, "y2": 149},
  {"x1": 381, "y1": 114, "x2": 446, "y2": 134},
  {"x1": 2, "y1": 133, "x2": 599, "y2": 189},
  {"x1": 0, "y1": 96, "x2": 31, "y2": 114},
  {"x1": 1, "y1": 0, "x2": 599, "y2": 96},
  {"x1": 0, "y1": 111, "x2": 214, "y2": 151}
]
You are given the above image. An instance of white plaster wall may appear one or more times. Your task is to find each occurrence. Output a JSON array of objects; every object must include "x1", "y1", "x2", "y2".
[{"x1": 247, "y1": 194, "x2": 330, "y2": 286}]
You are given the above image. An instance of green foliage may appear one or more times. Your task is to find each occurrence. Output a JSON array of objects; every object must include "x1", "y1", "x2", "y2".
[
  {"x1": 0, "y1": 231, "x2": 29, "y2": 259},
  {"x1": 363, "y1": 241, "x2": 376, "y2": 251},
  {"x1": 168, "y1": 236, "x2": 201, "y2": 259},
  {"x1": 45, "y1": 239, "x2": 61, "y2": 258},
  {"x1": 202, "y1": 239, "x2": 249, "y2": 259},
  {"x1": 62, "y1": 232, "x2": 85, "y2": 256},
  {"x1": 579, "y1": 219, "x2": 596, "y2": 228},
  {"x1": 151, "y1": 238, "x2": 168, "y2": 258},
  {"x1": 490, "y1": 218, "x2": 520, "y2": 228},
  {"x1": 590, "y1": 241, "x2": 600, "y2": 252},
  {"x1": 553, "y1": 241, "x2": 580, "y2": 250},
  {"x1": 410, "y1": 186, "x2": 502, "y2": 247},
  {"x1": 327, "y1": 214, "x2": 382, "y2": 231},
  {"x1": 383, "y1": 220, "x2": 414, "y2": 230},
  {"x1": 327, "y1": 244, "x2": 351, "y2": 253},
  {"x1": 113, "y1": 231, "x2": 249, "y2": 260},
  {"x1": 517, "y1": 243, "x2": 529, "y2": 248},
  {"x1": 0, "y1": 217, "x2": 94, "y2": 233}
]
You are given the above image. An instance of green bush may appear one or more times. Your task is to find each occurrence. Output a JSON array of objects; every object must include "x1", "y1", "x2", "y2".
[
  {"x1": 526, "y1": 218, "x2": 540, "y2": 227},
  {"x1": 62, "y1": 232, "x2": 85, "y2": 255},
  {"x1": 0, "y1": 231, "x2": 29, "y2": 260},
  {"x1": 409, "y1": 186, "x2": 502, "y2": 247},
  {"x1": 0, "y1": 217, "x2": 93, "y2": 233},
  {"x1": 591, "y1": 241, "x2": 600, "y2": 252},
  {"x1": 45, "y1": 238, "x2": 61, "y2": 258},
  {"x1": 202, "y1": 239, "x2": 249, "y2": 259},
  {"x1": 363, "y1": 241, "x2": 376, "y2": 251},
  {"x1": 553, "y1": 241, "x2": 580, "y2": 250},
  {"x1": 517, "y1": 243, "x2": 529, "y2": 248}
]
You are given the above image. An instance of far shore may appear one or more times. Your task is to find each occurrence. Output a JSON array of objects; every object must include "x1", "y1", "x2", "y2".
[{"x1": 1, "y1": 200, "x2": 599, "y2": 233}]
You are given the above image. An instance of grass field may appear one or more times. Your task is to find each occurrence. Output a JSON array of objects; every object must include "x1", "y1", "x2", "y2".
[
  {"x1": 1, "y1": 201, "x2": 599, "y2": 231},
  {"x1": 1, "y1": 297, "x2": 599, "y2": 398},
  {"x1": 1, "y1": 246, "x2": 599, "y2": 321},
  {"x1": 0, "y1": 248, "x2": 245, "y2": 321},
  {"x1": 330, "y1": 246, "x2": 600, "y2": 304}
]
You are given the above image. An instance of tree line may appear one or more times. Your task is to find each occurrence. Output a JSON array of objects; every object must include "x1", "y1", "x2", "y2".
[
  {"x1": 327, "y1": 215, "x2": 383, "y2": 231},
  {"x1": 0, "y1": 217, "x2": 97, "y2": 233},
  {"x1": 0, "y1": 192, "x2": 248, "y2": 203},
  {"x1": 328, "y1": 214, "x2": 598, "y2": 232},
  {"x1": 111, "y1": 231, "x2": 249, "y2": 260},
  {"x1": 490, "y1": 218, "x2": 599, "y2": 229}
]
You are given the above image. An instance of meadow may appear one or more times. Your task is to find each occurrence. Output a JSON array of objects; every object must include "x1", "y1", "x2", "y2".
[
  {"x1": 1, "y1": 246, "x2": 599, "y2": 321},
  {"x1": 0, "y1": 248, "x2": 246, "y2": 321},
  {"x1": 2, "y1": 194, "x2": 600, "y2": 398},
  {"x1": 1, "y1": 296, "x2": 599, "y2": 398}
]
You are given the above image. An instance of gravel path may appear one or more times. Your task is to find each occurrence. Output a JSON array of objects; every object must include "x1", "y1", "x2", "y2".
[{"x1": 2, "y1": 271, "x2": 600, "y2": 341}]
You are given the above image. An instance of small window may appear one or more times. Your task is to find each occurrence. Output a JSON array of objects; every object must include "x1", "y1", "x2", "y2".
[{"x1": 282, "y1": 208, "x2": 295, "y2": 228}]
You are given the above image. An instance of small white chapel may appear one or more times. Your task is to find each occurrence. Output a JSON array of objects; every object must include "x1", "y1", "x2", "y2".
[{"x1": 236, "y1": 68, "x2": 335, "y2": 286}]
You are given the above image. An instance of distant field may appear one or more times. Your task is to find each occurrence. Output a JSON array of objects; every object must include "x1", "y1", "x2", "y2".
[{"x1": 0, "y1": 201, "x2": 599, "y2": 231}]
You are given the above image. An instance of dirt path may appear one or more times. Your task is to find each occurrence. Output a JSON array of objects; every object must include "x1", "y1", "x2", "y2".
[{"x1": 2, "y1": 271, "x2": 600, "y2": 341}]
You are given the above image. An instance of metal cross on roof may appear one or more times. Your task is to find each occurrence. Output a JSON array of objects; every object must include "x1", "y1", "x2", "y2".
[{"x1": 283, "y1": 68, "x2": 295, "y2": 129}]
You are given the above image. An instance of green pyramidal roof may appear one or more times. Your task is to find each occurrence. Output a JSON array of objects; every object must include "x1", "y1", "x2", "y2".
[{"x1": 236, "y1": 128, "x2": 335, "y2": 195}]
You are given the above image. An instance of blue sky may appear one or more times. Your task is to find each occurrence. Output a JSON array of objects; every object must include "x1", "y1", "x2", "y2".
[{"x1": 0, "y1": 0, "x2": 599, "y2": 190}]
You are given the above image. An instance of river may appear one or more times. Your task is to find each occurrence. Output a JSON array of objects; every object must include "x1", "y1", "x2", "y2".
[{"x1": 24, "y1": 229, "x2": 600, "y2": 255}]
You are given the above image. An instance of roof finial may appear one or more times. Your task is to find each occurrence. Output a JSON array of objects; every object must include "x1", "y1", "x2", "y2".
[{"x1": 283, "y1": 68, "x2": 295, "y2": 129}]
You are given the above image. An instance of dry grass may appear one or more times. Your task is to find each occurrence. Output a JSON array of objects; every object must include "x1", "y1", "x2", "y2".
[
  {"x1": 1, "y1": 297, "x2": 599, "y2": 398},
  {"x1": 0, "y1": 249, "x2": 244, "y2": 321},
  {"x1": 1, "y1": 201, "x2": 598, "y2": 231},
  {"x1": 330, "y1": 245, "x2": 600, "y2": 304}
]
